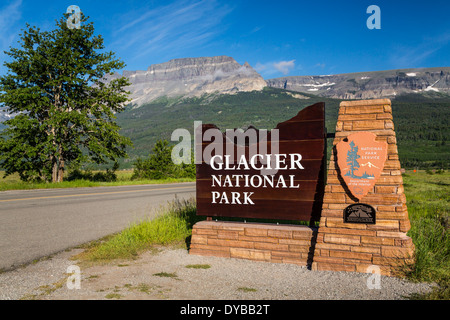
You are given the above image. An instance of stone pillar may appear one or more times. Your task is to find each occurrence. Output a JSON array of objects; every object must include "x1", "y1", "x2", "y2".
[{"x1": 311, "y1": 99, "x2": 415, "y2": 276}]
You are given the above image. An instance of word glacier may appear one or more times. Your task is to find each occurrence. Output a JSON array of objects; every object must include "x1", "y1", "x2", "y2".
[{"x1": 210, "y1": 154, "x2": 304, "y2": 171}]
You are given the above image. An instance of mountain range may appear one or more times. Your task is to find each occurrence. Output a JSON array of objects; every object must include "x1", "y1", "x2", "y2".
[
  {"x1": 267, "y1": 67, "x2": 450, "y2": 100},
  {"x1": 104, "y1": 55, "x2": 450, "y2": 106},
  {"x1": 1, "y1": 55, "x2": 449, "y2": 123},
  {"x1": 105, "y1": 56, "x2": 448, "y2": 168}
]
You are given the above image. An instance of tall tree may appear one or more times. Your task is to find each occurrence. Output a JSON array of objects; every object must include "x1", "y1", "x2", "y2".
[{"x1": 0, "y1": 13, "x2": 132, "y2": 182}]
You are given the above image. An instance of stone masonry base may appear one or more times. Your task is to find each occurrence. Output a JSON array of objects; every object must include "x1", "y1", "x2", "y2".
[{"x1": 189, "y1": 221, "x2": 317, "y2": 267}]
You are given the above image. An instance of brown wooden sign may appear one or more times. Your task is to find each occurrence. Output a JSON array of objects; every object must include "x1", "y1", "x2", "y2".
[{"x1": 196, "y1": 102, "x2": 326, "y2": 222}]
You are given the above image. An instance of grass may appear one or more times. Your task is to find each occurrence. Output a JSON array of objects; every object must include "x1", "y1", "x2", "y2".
[
  {"x1": 153, "y1": 272, "x2": 178, "y2": 279},
  {"x1": 74, "y1": 197, "x2": 200, "y2": 263},
  {"x1": 185, "y1": 264, "x2": 211, "y2": 269},
  {"x1": 135, "y1": 283, "x2": 152, "y2": 294},
  {"x1": 237, "y1": 287, "x2": 257, "y2": 293},
  {"x1": 401, "y1": 170, "x2": 449, "y2": 299},
  {"x1": 0, "y1": 170, "x2": 194, "y2": 191},
  {"x1": 21, "y1": 278, "x2": 68, "y2": 300},
  {"x1": 123, "y1": 283, "x2": 168, "y2": 298}
]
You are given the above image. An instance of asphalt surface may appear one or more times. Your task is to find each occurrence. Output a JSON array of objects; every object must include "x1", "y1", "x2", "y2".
[{"x1": 0, "y1": 183, "x2": 195, "y2": 271}]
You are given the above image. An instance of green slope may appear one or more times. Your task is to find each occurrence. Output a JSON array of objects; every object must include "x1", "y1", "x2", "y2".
[
  {"x1": 1, "y1": 87, "x2": 447, "y2": 170},
  {"x1": 116, "y1": 87, "x2": 448, "y2": 169},
  {"x1": 1, "y1": 88, "x2": 447, "y2": 170},
  {"x1": 116, "y1": 88, "x2": 339, "y2": 165},
  {"x1": 392, "y1": 93, "x2": 449, "y2": 168}
]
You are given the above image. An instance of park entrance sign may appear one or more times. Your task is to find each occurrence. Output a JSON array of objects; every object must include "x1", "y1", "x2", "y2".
[
  {"x1": 196, "y1": 102, "x2": 325, "y2": 222},
  {"x1": 190, "y1": 99, "x2": 415, "y2": 277}
]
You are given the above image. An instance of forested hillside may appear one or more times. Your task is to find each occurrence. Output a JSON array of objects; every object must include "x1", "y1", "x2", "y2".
[
  {"x1": 2, "y1": 88, "x2": 447, "y2": 169},
  {"x1": 392, "y1": 93, "x2": 449, "y2": 168},
  {"x1": 115, "y1": 88, "x2": 449, "y2": 169}
]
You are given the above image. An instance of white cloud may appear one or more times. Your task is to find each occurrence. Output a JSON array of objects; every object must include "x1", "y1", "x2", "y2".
[
  {"x1": 273, "y1": 60, "x2": 296, "y2": 75},
  {"x1": 254, "y1": 62, "x2": 268, "y2": 72},
  {"x1": 315, "y1": 63, "x2": 326, "y2": 69},
  {"x1": 111, "y1": 0, "x2": 233, "y2": 61},
  {"x1": 0, "y1": 0, "x2": 22, "y2": 49},
  {"x1": 0, "y1": 0, "x2": 22, "y2": 75},
  {"x1": 255, "y1": 59, "x2": 298, "y2": 77},
  {"x1": 389, "y1": 32, "x2": 450, "y2": 68},
  {"x1": 241, "y1": 26, "x2": 263, "y2": 38}
]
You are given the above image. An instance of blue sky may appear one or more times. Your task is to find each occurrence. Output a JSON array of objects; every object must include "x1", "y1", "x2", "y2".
[{"x1": 1, "y1": 0, "x2": 449, "y2": 78}]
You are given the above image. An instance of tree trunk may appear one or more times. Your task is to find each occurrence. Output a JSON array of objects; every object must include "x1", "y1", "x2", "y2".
[
  {"x1": 52, "y1": 156, "x2": 59, "y2": 183},
  {"x1": 55, "y1": 142, "x2": 64, "y2": 183},
  {"x1": 58, "y1": 159, "x2": 65, "y2": 183},
  {"x1": 51, "y1": 157, "x2": 64, "y2": 183},
  {"x1": 51, "y1": 126, "x2": 59, "y2": 183}
]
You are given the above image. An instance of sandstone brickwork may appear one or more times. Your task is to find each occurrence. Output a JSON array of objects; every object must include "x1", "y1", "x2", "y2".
[
  {"x1": 311, "y1": 99, "x2": 415, "y2": 276},
  {"x1": 190, "y1": 221, "x2": 316, "y2": 266}
]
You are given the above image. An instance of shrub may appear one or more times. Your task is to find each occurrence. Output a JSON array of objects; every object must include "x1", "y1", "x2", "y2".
[
  {"x1": 132, "y1": 140, "x2": 195, "y2": 180},
  {"x1": 68, "y1": 162, "x2": 119, "y2": 182}
]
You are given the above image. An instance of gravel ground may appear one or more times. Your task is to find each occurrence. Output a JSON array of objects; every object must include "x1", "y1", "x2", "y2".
[{"x1": 0, "y1": 247, "x2": 433, "y2": 300}]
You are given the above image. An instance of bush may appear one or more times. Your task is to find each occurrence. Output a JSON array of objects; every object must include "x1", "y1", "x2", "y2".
[
  {"x1": 132, "y1": 140, "x2": 195, "y2": 180},
  {"x1": 68, "y1": 162, "x2": 119, "y2": 182}
]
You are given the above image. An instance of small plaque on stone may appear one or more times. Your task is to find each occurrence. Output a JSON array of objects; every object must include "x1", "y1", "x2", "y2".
[{"x1": 344, "y1": 203, "x2": 376, "y2": 224}]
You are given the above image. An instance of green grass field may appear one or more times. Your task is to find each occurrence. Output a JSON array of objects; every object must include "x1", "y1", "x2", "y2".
[
  {"x1": 0, "y1": 170, "x2": 194, "y2": 191},
  {"x1": 402, "y1": 170, "x2": 449, "y2": 299}
]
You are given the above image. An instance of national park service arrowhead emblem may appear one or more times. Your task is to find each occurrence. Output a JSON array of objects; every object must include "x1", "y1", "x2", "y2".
[{"x1": 336, "y1": 132, "x2": 387, "y2": 200}]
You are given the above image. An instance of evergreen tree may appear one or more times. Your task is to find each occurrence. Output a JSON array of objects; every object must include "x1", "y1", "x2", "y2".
[
  {"x1": 345, "y1": 141, "x2": 360, "y2": 178},
  {"x1": 0, "y1": 13, "x2": 132, "y2": 182}
]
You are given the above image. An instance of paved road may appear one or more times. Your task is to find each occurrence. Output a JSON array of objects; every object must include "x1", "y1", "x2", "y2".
[{"x1": 0, "y1": 183, "x2": 195, "y2": 271}]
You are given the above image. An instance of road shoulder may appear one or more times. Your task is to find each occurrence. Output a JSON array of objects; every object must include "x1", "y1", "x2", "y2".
[{"x1": 0, "y1": 246, "x2": 433, "y2": 300}]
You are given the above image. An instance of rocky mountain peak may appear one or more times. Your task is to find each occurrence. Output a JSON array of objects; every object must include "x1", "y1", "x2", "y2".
[{"x1": 108, "y1": 56, "x2": 267, "y2": 106}]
